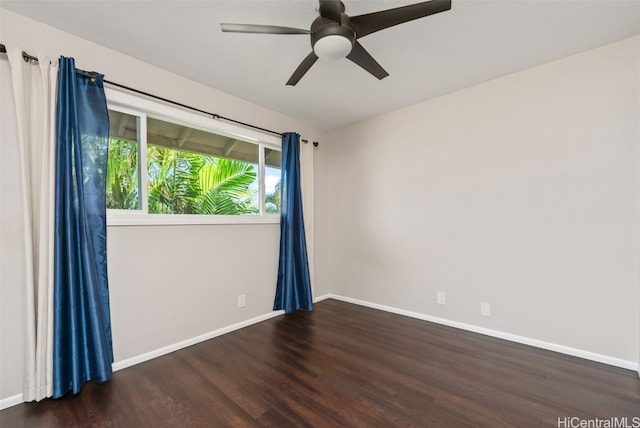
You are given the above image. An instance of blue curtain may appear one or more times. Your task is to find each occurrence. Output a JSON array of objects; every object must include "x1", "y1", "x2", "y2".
[
  {"x1": 53, "y1": 57, "x2": 113, "y2": 397},
  {"x1": 273, "y1": 133, "x2": 313, "y2": 313}
]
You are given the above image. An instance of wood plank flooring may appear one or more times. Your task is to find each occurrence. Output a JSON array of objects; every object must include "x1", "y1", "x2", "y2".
[{"x1": 2, "y1": 299, "x2": 639, "y2": 427}]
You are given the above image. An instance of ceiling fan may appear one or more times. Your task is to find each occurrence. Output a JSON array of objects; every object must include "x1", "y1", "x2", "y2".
[{"x1": 221, "y1": 0, "x2": 452, "y2": 86}]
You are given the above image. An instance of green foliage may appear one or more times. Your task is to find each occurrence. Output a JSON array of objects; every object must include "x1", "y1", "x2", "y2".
[
  {"x1": 106, "y1": 139, "x2": 139, "y2": 210},
  {"x1": 106, "y1": 141, "x2": 262, "y2": 215},
  {"x1": 197, "y1": 158, "x2": 258, "y2": 215},
  {"x1": 147, "y1": 145, "x2": 258, "y2": 215},
  {"x1": 147, "y1": 146, "x2": 203, "y2": 214}
]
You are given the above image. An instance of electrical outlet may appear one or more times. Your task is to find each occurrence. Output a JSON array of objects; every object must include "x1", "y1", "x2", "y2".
[
  {"x1": 237, "y1": 294, "x2": 246, "y2": 308},
  {"x1": 437, "y1": 291, "x2": 446, "y2": 305},
  {"x1": 481, "y1": 301, "x2": 491, "y2": 317}
]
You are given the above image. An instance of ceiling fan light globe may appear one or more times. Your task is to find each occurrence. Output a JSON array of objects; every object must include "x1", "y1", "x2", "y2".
[{"x1": 313, "y1": 34, "x2": 352, "y2": 60}]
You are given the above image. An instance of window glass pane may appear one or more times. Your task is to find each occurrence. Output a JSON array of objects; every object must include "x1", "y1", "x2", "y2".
[
  {"x1": 106, "y1": 110, "x2": 140, "y2": 210},
  {"x1": 146, "y1": 118, "x2": 259, "y2": 215},
  {"x1": 265, "y1": 149, "x2": 281, "y2": 214},
  {"x1": 147, "y1": 117, "x2": 259, "y2": 163}
]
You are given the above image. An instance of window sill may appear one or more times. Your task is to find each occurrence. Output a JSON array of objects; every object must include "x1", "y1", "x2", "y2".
[{"x1": 107, "y1": 212, "x2": 280, "y2": 226}]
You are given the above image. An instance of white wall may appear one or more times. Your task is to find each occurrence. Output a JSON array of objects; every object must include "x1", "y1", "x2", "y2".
[
  {"x1": 0, "y1": 8, "x2": 328, "y2": 403},
  {"x1": 326, "y1": 36, "x2": 640, "y2": 366},
  {"x1": 0, "y1": 49, "x2": 26, "y2": 404}
]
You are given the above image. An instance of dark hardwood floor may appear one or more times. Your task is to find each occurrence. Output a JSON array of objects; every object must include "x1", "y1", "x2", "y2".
[{"x1": 2, "y1": 299, "x2": 639, "y2": 427}]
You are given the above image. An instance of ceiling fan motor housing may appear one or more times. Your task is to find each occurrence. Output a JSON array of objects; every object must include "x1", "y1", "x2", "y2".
[{"x1": 310, "y1": 16, "x2": 356, "y2": 53}]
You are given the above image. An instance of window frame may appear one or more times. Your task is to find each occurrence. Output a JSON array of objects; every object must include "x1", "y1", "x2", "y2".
[{"x1": 105, "y1": 88, "x2": 281, "y2": 226}]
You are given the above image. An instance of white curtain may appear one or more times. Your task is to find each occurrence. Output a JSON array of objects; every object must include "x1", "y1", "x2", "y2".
[
  {"x1": 7, "y1": 48, "x2": 58, "y2": 401},
  {"x1": 300, "y1": 139, "x2": 315, "y2": 295}
]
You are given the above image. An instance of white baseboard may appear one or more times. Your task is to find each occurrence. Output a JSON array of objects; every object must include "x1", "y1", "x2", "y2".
[
  {"x1": 326, "y1": 294, "x2": 639, "y2": 372},
  {"x1": 0, "y1": 394, "x2": 24, "y2": 411},
  {"x1": 114, "y1": 297, "x2": 332, "y2": 372},
  {"x1": 313, "y1": 293, "x2": 332, "y2": 303},
  {"x1": 113, "y1": 309, "x2": 285, "y2": 371}
]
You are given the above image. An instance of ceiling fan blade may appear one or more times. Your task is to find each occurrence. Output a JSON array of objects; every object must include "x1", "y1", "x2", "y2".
[
  {"x1": 286, "y1": 52, "x2": 319, "y2": 86},
  {"x1": 319, "y1": 0, "x2": 343, "y2": 23},
  {"x1": 346, "y1": 41, "x2": 389, "y2": 80},
  {"x1": 221, "y1": 23, "x2": 310, "y2": 34},
  {"x1": 350, "y1": 0, "x2": 451, "y2": 39}
]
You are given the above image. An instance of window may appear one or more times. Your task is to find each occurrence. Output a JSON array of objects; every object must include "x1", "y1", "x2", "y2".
[
  {"x1": 107, "y1": 110, "x2": 141, "y2": 210},
  {"x1": 105, "y1": 89, "x2": 281, "y2": 225}
]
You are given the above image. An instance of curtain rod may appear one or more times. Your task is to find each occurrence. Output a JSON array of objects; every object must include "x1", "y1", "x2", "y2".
[{"x1": 0, "y1": 43, "x2": 319, "y2": 146}]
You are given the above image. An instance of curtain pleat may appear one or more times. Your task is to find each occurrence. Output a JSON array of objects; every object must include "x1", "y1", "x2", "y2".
[
  {"x1": 7, "y1": 48, "x2": 57, "y2": 401},
  {"x1": 53, "y1": 57, "x2": 113, "y2": 397},
  {"x1": 299, "y1": 137, "x2": 315, "y2": 295},
  {"x1": 273, "y1": 132, "x2": 313, "y2": 313}
]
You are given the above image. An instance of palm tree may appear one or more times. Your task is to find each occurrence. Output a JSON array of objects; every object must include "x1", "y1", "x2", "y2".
[
  {"x1": 147, "y1": 145, "x2": 258, "y2": 215},
  {"x1": 196, "y1": 158, "x2": 258, "y2": 215},
  {"x1": 147, "y1": 146, "x2": 203, "y2": 214},
  {"x1": 106, "y1": 141, "x2": 258, "y2": 215}
]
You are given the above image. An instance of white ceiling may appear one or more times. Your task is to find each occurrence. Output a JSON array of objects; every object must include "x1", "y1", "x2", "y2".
[{"x1": 3, "y1": 0, "x2": 640, "y2": 130}]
